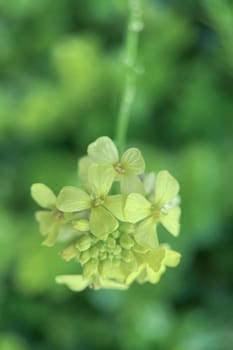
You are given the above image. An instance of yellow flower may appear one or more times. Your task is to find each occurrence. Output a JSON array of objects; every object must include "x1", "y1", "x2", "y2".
[
  {"x1": 125, "y1": 170, "x2": 181, "y2": 248},
  {"x1": 133, "y1": 246, "x2": 181, "y2": 285},
  {"x1": 56, "y1": 164, "x2": 126, "y2": 239},
  {"x1": 31, "y1": 138, "x2": 182, "y2": 292},
  {"x1": 87, "y1": 136, "x2": 145, "y2": 194},
  {"x1": 31, "y1": 183, "x2": 65, "y2": 246}
]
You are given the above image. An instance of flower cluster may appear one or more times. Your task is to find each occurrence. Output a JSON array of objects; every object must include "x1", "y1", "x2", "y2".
[{"x1": 31, "y1": 137, "x2": 181, "y2": 291}]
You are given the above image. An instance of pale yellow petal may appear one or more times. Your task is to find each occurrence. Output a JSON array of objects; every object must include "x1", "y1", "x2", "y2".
[
  {"x1": 42, "y1": 223, "x2": 60, "y2": 247},
  {"x1": 164, "y1": 249, "x2": 181, "y2": 267},
  {"x1": 121, "y1": 148, "x2": 145, "y2": 174},
  {"x1": 104, "y1": 195, "x2": 127, "y2": 221},
  {"x1": 124, "y1": 193, "x2": 151, "y2": 223},
  {"x1": 35, "y1": 211, "x2": 55, "y2": 235},
  {"x1": 56, "y1": 187, "x2": 91, "y2": 212},
  {"x1": 136, "y1": 263, "x2": 165, "y2": 284},
  {"x1": 120, "y1": 174, "x2": 144, "y2": 195},
  {"x1": 89, "y1": 206, "x2": 118, "y2": 239},
  {"x1": 135, "y1": 217, "x2": 158, "y2": 248},
  {"x1": 55, "y1": 275, "x2": 90, "y2": 291},
  {"x1": 144, "y1": 266, "x2": 164, "y2": 284},
  {"x1": 78, "y1": 156, "x2": 93, "y2": 180},
  {"x1": 146, "y1": 248, "x2": 166, "y2": 272},
  {"x1": 160, "y1": 206, "x2": 181, "y2": 236},
  {"x1": 31, "y1": 183, "x2": 56, "y2": 209},
  {"x1": 155, "y1": 170, "x2": 180, "y2": 206},
  {"x1": 143, "y1": 172, "x2": 156, "y2": 198},
  {"x1": 88, "y1": 164, "x2": 115, "y2": 197},
  {"x1": 87, "y1": 136, "x2": 119, "y2": 164},
  {"x1": 98, "y1": 278, "x2": 128, "y2": 290}
]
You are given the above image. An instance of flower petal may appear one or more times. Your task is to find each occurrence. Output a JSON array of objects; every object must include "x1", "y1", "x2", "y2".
[
  {"x1": 135, "y1": 217, "x2": 159, "y2": 248},
  {"x1": 120, "y1": 174, "x2": 144, "y2": 195},
  {"x1": 90, "y1": 206, "x2": 118, "y2": 239},
  {"x1": 143, "y1": 172, "x2": 156, "y2": 199},
  {"x1": 160, "y1": 206, "x2": 181, "y2": 236},
  {"x1": 121, "y1": 148, "x2": 145, "y2": 174},
  {"x1": 42, "y1": 223, "x2": 60, "y2": 247},
  {"x1": 140, "y1": 265, "x2": 165, "y2": 284},
  {"x1": 78, "y1": 156, "x2": 93, "y2": 180},
  {"x1": 146, "y1": 248, "x2": 166, "y2": 272},
  {"x1": 88, "y1": 164, "x2": 115, "y2": 197},
  {"x1": 155, "y1": 170, "x2": 180, "y2": 206},
  {"x1": 164, "y1": 248, "x2": 181, "y2": 267},
  {"x1": 87, "y1": 136, "x2": 119, "y2": 164},
  {"x1": 104, "y1": 195, "x2": 126, "y2": 221},
  {"x1": 31, "y1": 183, "x2": 56, "y2": 209},
  {"x1": 35, "y1": 211, "x2": 55, "y2": 235},
  {"x1": 124, "y1": 193, "x2": 151, "y2": 223},
  {"x1": 55, "y1": 275, "x2": 90, "y2": 291},
  {"x1": 56, "y1": 187, "x2": 91, "y2": 212},
  {"x1": 98, "y1": 278, "x2": 128, "y2": 290}
]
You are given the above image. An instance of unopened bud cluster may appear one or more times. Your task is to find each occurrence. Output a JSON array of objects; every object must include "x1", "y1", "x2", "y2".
[{"x1": 31, "y1": 137, "x2": 181, "y2": 291}]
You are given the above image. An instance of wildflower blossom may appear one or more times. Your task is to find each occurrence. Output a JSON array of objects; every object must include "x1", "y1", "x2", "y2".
[
  {"x1": 31, "y1": 183, "x2": 65, "y2": 246},
  {"x1": 31, "y1": 137, "x2": 181, "y2": 291},
  {"x1": 56, "y1": 164, "x2": 126, "y2": 239},
  {"x1": 86, "y1": 136, "x2": 145, "y2": 194},
  {"x1": 125, "y1": 170, "x2": 181, "y2": 248}
]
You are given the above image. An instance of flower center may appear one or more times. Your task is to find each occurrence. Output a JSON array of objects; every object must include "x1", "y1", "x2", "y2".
[
  {"x1": 92, "y1": 197, "x2": 105, "y2": 207},
  {"x1": 114, "y1": 163, "x2": 126, "y2": 174},
  {"x1": 53, "y1": 209, "x2": 64, "y2": 220},
  {"x1": 151, "y1": 204, "x2": 162, "y2": 220}
]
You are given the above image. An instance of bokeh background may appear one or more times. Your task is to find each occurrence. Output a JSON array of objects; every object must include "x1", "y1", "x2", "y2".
[{"x1": 0, "y1": 0, "x2": 232, "y2": 349}]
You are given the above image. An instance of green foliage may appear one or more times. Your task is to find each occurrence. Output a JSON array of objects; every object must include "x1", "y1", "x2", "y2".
[{"x1": 0, "y1": 0, "x2": 232, "y2": 349}]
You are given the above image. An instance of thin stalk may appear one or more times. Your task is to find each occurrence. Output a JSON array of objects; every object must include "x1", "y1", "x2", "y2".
[{"x1": 115, "y1": 0, "x2": 143, "y2": 154}]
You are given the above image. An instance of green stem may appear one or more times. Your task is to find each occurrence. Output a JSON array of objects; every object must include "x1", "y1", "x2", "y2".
[{"x1": 115, "y1": 0, "x2": 143, "y2": 154}]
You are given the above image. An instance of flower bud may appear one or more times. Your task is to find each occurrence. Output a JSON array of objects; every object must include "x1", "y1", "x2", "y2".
[
  {"x1": 107, "y1": 237, "x2": 116, "y2": 249},
  {"x1": 121, "y1": 250, "x2": 134, "y2": 263},
  {"x1": 99, "y1": 259, "x2": 112, "y2": 278},
  {"x1": 73, "y1": 219, "x2": 90, "y2": 231},
  {"x1": 83, "y1": 259, "x2": 98, "y2": 278},
  {"x1": 133, "y1": 242, "x2": 148, "y2": 254},
  {"x1": 120, "y1": 223, "x2": 135, "y2": 234},
  {"x1": 89, "y1": 245, "x2": 99, "y2": 258},
  {"x1": 61, "y1": 245, "x2": 80, "y2": 261},
  {"x1": 113, "y1": 244, "x2": 122, "y2": 256},
  {"x1": 76, "y1": 234, "x2": 92, "y2": 251},
  {"x1": 120, "y1": 233, "x2": 134, "y2": 250},
  {"x1": 111, "y1": 230, "x2": 120, "y2": 239},
  {"x1": 79, "y1": 250, "x2": 90, "y2": 264}
]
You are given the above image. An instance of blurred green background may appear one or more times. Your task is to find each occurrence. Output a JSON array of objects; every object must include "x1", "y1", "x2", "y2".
[{"x1": 0, "y1": 0, "x2": 232, "y2": 349}]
